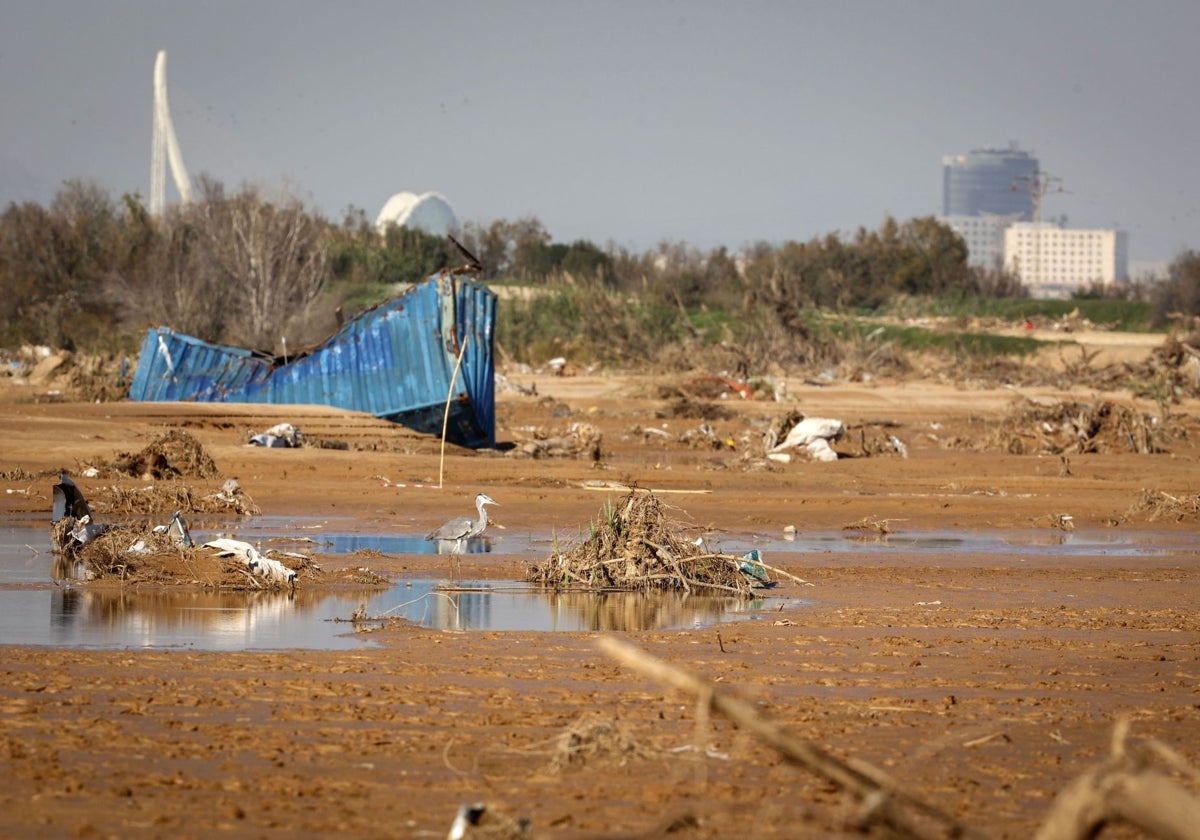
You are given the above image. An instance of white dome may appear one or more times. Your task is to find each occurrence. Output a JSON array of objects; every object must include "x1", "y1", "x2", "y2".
[{"x1": 374, "y1": 191, "x2": 458, "y2": 237}]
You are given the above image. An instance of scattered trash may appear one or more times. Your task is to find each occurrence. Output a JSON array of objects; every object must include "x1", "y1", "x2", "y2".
[
  {"x1": 205, "y1": 478, "x2": 259, "y2": 514},
  {"x1": 249, "y1": 422, "x2": 303, "y2": 448},
  {"x1": 152, "y1": 509, "x2": 194, "y2": 547},
  {"x1": 68, "y1": 514, "x2": 115, "y2": 547},
  {"x1": 736, "y1": 549, "x2": 775, "y2": 588},
  {"x1": 762, "y1": 414, "x2": 846, "y2": 462},
  {"x1": 639, "y1": 425, "x2": 672, "y2": 441},
  {"x1": 679, "y1": 422, "x2": 736, "y2": 450},
  {"x1": 680, "y1": 375, "x2": 752, "y2": 401},
  {"x1": 203, "y1": 538, "x2": 297, "y2": 586}
]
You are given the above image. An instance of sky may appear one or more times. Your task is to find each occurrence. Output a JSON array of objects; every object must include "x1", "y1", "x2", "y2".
[{"x1": 1, "y1": 1, "x2": 1197, "y2": 265}]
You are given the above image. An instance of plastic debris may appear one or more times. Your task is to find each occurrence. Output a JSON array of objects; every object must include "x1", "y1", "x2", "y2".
[
  {"x1": 766, "y1": 415, "x2": 846, "y2": 462},
  {"x1": 152, "y1": 509, "x2": 194, "y2": 547},
  {"x1": 249, "y1": 422, "x2": 303, "y2": 448},
  {"x1": 737, "y1": 549, "x2": 775, "y2": 588},
  {"x1": 203, "y1": 538, "x2": 297, "y2": 585}
]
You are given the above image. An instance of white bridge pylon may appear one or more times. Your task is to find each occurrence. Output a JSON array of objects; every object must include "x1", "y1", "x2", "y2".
[{"x1": 150, "y1": 49, "x2": 194, "y2": 215}]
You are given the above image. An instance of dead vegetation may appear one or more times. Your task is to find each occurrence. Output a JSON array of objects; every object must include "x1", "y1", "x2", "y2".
[
  {"x1": 99, "y1": 478, "x2": 259, "y2": 516},
  {"x1": 980, "y1": 398, "x2": 1177, "y2": 455},
  {"x1": 102, "y1": 429, "x2": 221, "y2": 479},
  {"x1": 548, "y1": 712, "x2": 662, "y2": 773},
  {"x1": 1125, "y1": 489, "x2": 1200, "y2": 523},
  {"x1": 527, "y1": 489, "x2": 786, "y2": 596}
]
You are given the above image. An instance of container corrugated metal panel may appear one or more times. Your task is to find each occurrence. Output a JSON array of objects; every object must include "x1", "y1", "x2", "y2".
[{"x1": 128, "y1": 272, "x2": 496, "y2": 447}]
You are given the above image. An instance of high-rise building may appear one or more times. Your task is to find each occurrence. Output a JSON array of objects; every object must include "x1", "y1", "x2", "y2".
[
  {"x1": 940, "y1": 146, "x2": 1039, "y2": 269},
  {"x1": 942, "y1": 147, "x2": 1039, "y2": 219}
]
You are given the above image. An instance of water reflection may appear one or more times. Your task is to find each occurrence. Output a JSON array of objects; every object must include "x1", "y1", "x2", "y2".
[
  {"x1": 0, "y1": 578, "x2": 765, "y2": 649},
  {"x1": 27, "y1": 586, "x2": 382, "y2": 650},
  {"x1": 393, "y1": 583, "x2": 768, "y2": 632},
  {"x1": 317, "y1": 534, "x2": 493, "y2": 555}
]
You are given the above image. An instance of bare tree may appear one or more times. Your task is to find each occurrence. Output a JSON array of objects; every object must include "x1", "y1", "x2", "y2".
[{"x1": 193, "y1": 180, "x2": 328, "y2": 351}]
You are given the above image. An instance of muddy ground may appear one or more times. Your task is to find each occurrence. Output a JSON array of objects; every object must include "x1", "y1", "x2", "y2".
[{"x1": 1, "y1": 346, "x2": 1198, "y2": 838}]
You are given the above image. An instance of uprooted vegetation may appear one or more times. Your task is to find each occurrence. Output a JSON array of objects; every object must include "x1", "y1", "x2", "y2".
[
  {"x1": 528, "y1": 489, "x2": 765, "y2": 595},
  {"x1": 99, "y1": 429, "x2": 222, "y2": 480},
  {"x1": 99, "y1": 479, "x2": 260, "y2": 516},
  {"x1": 979, "y1": 398, "x2": 1183, "y2": 455},
  {"x1": 1125, "y1": 489, "x2": 1200, "y2": 523}
]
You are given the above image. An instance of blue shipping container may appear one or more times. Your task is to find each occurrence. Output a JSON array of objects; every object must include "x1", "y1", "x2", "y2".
[{"x1": 128, "y1": 271, "x2": 496, "y2": 448}]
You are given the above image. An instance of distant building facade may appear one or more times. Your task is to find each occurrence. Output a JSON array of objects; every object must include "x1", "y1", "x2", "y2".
[
  {"x1": 1003, "y1": 223, "x2": 1128, "y2": 299},
  {"x1": 940, "y1": 146, "x2": 1039, "y2": 268},
  {"x1": 943, "y1": 147, "x2": 1038, "y2": 219},
  {"x1": 940, "y1": 213, "x2": 1019, "y2": 270}
]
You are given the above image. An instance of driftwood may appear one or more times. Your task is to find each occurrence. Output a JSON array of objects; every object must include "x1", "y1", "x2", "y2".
[
  {"x1": 1034, "y1": 718, "x2": 1200, "y2": 840},
  {"x1": 595, "y1": 635, "x2": 979, "y2": 840},
  {"x1": 597, "y1": 637, "x2": 1200, "y2": 840}
]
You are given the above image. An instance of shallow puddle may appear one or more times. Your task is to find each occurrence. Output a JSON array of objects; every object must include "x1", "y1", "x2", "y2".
[
  {"x1": 0, "y1": 580, "x2": 774, "y2": 650},
  {"x1": 1, "y1": 519, "x2": 1192, "y2": 650},
  {"x1": 0, "y1": 522, "x2": 781, "y2": 648}
]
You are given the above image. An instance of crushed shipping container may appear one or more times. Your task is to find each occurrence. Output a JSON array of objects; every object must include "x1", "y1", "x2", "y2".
[{"x1": 128, "y1": 270, "x2": 496, "y2": 448}]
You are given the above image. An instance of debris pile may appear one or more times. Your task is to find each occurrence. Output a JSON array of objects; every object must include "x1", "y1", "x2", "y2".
[
  {"x1": 107, "y1": 429, "x2": 220, "y2": 479},
  {"x1": 249, "y1": 422, "x2": 303, "y2": 447},
  {"x1": 50, "y1": 474, "x2": 297, "y2": 590},
  {"x1": 510, "y1": 422, "x2": 602, "y2": 460},
  {"x1": 101, "y1": 478, "x2": 259, "y2": 516},
  {"x1": 527, "y1": 489, "x2": 756, "y2": 595},
  {"x1": 1125, "y1": 489, "x2": 1200, "y2": 523},
  {"x1": 679, "y1": 422, "x2": 735, "y2": 450},
  {"x1": 984, "y1": 399, "x2": 1171, "y2": 455}
]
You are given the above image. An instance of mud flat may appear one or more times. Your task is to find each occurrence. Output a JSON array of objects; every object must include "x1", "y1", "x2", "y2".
[{"x1": 1, "y1": 371, "x2": 1198, "y2": 837}]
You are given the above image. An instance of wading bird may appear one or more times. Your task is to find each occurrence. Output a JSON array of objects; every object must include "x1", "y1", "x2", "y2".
[{"x1": 425, "y1": 493, "x2": 499, "y2": 556}]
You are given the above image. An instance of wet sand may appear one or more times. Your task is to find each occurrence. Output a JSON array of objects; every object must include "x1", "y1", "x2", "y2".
[{"x1": 1, "y1": 371, "x2": 1198, "y2": 838}]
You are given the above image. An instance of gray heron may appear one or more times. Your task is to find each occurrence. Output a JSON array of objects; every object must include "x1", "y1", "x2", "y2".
[{"x1": 425, "y1": 493, "x2": 499, "y2": 555}]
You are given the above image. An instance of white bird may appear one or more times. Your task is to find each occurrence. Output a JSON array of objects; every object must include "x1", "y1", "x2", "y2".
[{"x1": 426, "y1": 493, "x2": 499, "y2": 554}]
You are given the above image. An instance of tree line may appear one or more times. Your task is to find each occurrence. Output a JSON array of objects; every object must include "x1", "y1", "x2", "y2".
[{"x1": 1, "y1": 178, "x2": 1196, "y2": 361}]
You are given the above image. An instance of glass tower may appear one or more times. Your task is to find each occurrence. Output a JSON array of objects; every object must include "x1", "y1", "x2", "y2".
[{"x1": 942, "y1": 147, "x2": 1038, "y2": 220}]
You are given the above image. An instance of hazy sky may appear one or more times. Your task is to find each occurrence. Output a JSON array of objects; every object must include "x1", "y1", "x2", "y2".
[{"x1": 2, "y1": 1, "x2": 1197, "y2": 263}]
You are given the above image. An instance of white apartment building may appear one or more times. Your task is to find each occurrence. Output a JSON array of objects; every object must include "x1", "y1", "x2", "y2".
[{"x1": 1003, "y1": 223, "x2": 1128, "y2": 299}]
